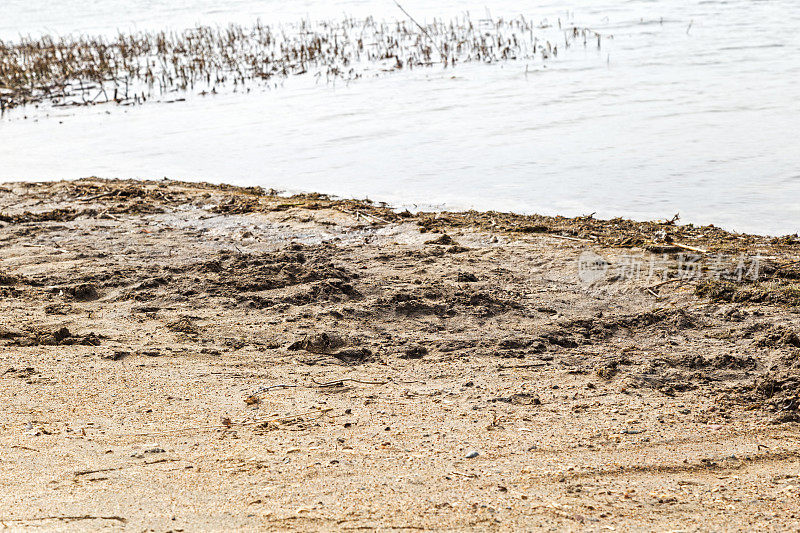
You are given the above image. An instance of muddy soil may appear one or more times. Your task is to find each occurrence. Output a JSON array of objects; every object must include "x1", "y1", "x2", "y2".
[{"x1": 0, "y1": 179, "x2": 798, "y2": 531}]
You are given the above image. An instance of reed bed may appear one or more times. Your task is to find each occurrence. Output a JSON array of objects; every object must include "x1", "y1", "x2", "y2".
[{"x1": 0, "y1": 15, "x2": 603, "y2": 111}]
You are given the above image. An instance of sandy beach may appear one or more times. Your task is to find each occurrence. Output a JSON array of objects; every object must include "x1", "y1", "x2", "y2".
[{"x1": 0, "y1": 178, "x2": 798, "y2": 531}]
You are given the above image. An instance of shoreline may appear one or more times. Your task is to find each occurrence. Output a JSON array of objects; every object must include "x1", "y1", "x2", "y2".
[
  {"x1": 5, "y1": 176, "x2": 800, "y2": 239},
  {"x1": 1, "y1": 178, "x2": 798, "y2": 530},
  {"x1": 4, "y1": 176, "x2": 795, "y2": 239}
]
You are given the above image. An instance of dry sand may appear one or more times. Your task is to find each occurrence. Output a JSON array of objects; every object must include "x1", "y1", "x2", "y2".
[{"x1": 0, "y1": 179, "x2": 798, "y2": 531}]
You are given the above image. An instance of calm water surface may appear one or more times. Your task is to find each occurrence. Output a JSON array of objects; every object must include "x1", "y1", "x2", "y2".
[{"x1": 1, "y1": 0, "x2": 798, "y2": 235}]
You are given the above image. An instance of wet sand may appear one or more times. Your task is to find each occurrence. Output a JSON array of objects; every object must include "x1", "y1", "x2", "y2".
[{"x1": 0, "y1": 178, "x2": 798, "y2": 531}]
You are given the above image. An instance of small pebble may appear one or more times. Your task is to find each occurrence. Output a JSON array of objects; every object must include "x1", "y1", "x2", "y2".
[{"x1": 466, "y1": 450, "x2": 480, "y2": 459}]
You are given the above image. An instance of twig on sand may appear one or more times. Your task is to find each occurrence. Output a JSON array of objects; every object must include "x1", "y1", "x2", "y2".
[
  {"x1": 254, "y1": 384, "x2": 300, "y2": 393},
  {"x1": 74, "y1": 466, "x2": 123, "y2": 477},
  {"x1": 644, "y1": 278, "x2": 689, "y2": 290},
  {"x1": 113, "y1": 408, "x2": 333, "y2": 437},
  {"x1": 335, "y1": 206, "x2": 390, "y2": 224},
  {"x1": 252, "y1": 378, "x2": 387, "y2": 396},
  {"x1": 79, "y1": 192, "x2": 118, "y2": 202},
  {"x1": 522, "y1": 233, "x2": 593, "y2": 244},
  {"x1": 243, "y1": 408, "x2": 333, "y2": 427},
  {"x1": 673, "y1": 242, "x2": 708, "y2": 254},
  {"x1": 10, "y1": 444, "x2": 38, "y2": 452},
  {"x1": 497, "y1": 362, "x2": 548, "y2": 370},
  {"x1": 0, "y1": 515, "x2": 127, "y2": 524},
  {"x1": 311, "y1": 378, "x2": 388, "y2": 387},
  {"x1": 74, "y1": 458, "x2": 180, "y2": 477},
  {"x1": 545, "y1": 234, "x2": 594, "y2": 243},
  {"x1": 364, "y1": 211, "x2": 391, "y2": 224}
]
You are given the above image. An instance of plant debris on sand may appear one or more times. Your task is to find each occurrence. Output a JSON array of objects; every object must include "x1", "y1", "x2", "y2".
[{"x1": 0, "y1": 178, "x2": 798, "y2": 530}]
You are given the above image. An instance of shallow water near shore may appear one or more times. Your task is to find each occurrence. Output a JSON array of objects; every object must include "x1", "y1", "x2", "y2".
[{"x1": 1, "y1": 0, "x2": 799, "y2": 235}]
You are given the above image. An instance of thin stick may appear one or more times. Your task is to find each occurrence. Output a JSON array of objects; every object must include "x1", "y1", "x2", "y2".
[
  {"x1": 645, "y1": 278, "x2": 688, "y2": 290},
  {"x1": 79, "y1": 191, "x2": 117, "y2": 202},
  {"x1": 254, "y1": 384, "x2": 300, "y2": 393},
  {"x1": 498, "y1": 362, "x2": 548, "y2": 370},
  {"x1": 393, "y1": 1, "x2": 446, "y2": 60},
  {"x1": 311, "y1": 377, "x2": 388, "y2": 387},
  {"x1": 450, "y1": 471, "x2": 478, "y2": 478},
  {"x1": 74, "y1": 458, "x2": 181, "y2": 477},
  {"x1": 0, "y1": 515, "x2": 127, "y2": 524},
  {"x1": 673, "y1": 242, "x2": 708, "y2": 254},
  {"x1": 525, "y1": 233, "x2": 593, "y2": 243},
  {"x1": 546, "y1": 234, "x2": 594, "y2": 243},
  {"x1": 74, "y1": 466, "x2": 122, "y2": 476},
  {"x1": 335, "y1": 206, "x2": 389, "y2": 224},
  {"x1": 254, "y1": 378, "x2": 388, "y2": 395},
  {"x1": 111, "y1": 408, "x2": 333, "y2": 437},
  {"x1": 357, "y1": 210, "x2": 390, "y2": 224}
]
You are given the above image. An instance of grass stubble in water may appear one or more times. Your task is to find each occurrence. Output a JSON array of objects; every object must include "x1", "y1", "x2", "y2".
[{"x1": 0, "y1": 13, "x2": 605, "y2": 111}]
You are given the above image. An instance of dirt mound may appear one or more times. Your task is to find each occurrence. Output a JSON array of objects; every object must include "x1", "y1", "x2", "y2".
[
  {"x1": 0, "y1": 274, "x2": 22, "y2": 285},
  {"x1": 25, "y1": 244, "x2": 361, "y2": 309},
  {"x1": 0, "y1": 208, "x2": 92, "y2": 224},
  {"x1": 671, "y1": 353, "x2": 757, "y2": 370},
  {"x1": 166, "y1": 317, "x2": 201, "y2": 335},
  {"x1": 536, "y1": 308, "x2": 699, "y2": 350},
  {"x1": 696, "y1": 280, "x2": 800, "y2": 307},
  {"x1": 287, "y1": 332, "x2": 373, "y2": 365},
  {"x1": 737, "y1": 372, "x2": 800, "y2": 423},
  {"x1": 66, "y1": 283, "x2": 100, "y2": 301},
  {"x1": 754, "y1": 325, "x2": 800, "y2": 348},
  {"x1": 4, "y1": 326, "x2": 102, "y2": 347},
  {"x1": 378, "y1": 283, "x2": 521, "y2": 319}
]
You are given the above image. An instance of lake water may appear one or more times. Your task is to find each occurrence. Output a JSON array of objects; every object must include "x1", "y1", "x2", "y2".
[{"x1": 1, "y1": 0, "x2": 799, "y2": 235}]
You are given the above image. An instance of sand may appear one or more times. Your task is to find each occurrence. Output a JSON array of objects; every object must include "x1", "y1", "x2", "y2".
[{"x1": 0, "y1": 178, "x2": 798, "y2": 531}]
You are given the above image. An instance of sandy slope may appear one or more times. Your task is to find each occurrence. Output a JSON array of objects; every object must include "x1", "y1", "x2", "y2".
[{"x1": 0, "y1": 179, "x2": 798, "y2": 531}]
